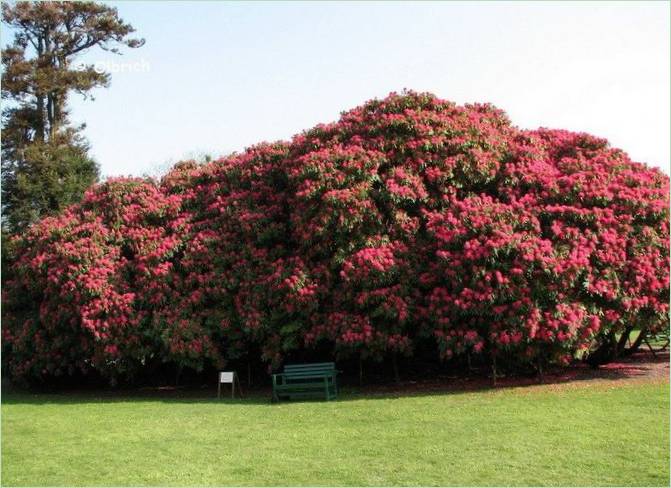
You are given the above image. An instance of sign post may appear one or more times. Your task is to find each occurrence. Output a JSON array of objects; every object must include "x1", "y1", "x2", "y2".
[{"x1": 217, "y1": 371, "x2": 241, "y2": 399}]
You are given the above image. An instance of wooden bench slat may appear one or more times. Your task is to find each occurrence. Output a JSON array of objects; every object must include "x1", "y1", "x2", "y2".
[
  {"x1": 281, "y1": 368, "x2": 335, "y2": 372},
  {"x1": 283, "y1": 367, "x2": 335, "y2": 371},
  {"x1": 277, "y1": 373, "x2": 335, "y2": 379},
  {"x1": 282, "y1": 392, "x2": 335, "y2": 398},
  {"x1": 284, "y1": 367, "x2": 334, "y2": 370},
  {"x1": 276, "y1": 378, "x2": 334, "y2": 384},
  {"x1": 275, "y1": 383, "x2": 332, "y2": 390},
  {"x1": 284, "y1": 362, "x2": 335, "y2": 367},
  {"x1": 284, "y1": 368, "x2": 335, "y2": 372},
  {"x1": 282, "y1": 370, "x2": 335, "y2": 374}
]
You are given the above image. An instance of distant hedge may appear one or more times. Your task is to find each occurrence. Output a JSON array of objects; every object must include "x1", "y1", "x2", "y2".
[{"x1": 3, "y1": 91, "x2": 669, "y2": 384}]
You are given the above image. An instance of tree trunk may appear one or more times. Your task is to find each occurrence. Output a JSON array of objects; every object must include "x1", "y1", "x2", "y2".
[
  {"x1": 44, "y1": 33, "x2": 57, "y2": 141},
  {"x1": 622, "y1": 327, "x2": 648, "y2": 356},
  {"x1": 53, "y1": 92, "x2": 62, "y2": 135},
  {"x1": 47, "y1": 95, "x2": 55, "y2": 140},
  {"x1": 616, "y1": 325, "x2": 634, "y2": 356},
  {"x1": 35, "y1": 38, "x2": 46, "y2": 141},
  {"x1": 35, "y1": 95, "x2": 46, "y2": 142},
  {"x1": 359, "y1": 354, "x2": 363, "y2": 386},
  {"x1": 392, "y1": 353, "x2": 400, "y2": 384},
  {"x1": 491, "y1": 354, "x2": 497, "y2": 387},
  {"x1": 53, "y1": 59, "x2": 67, "y2": 134},
  {"x1": 586, "y1": 332, "x2": 617, "y2": 367}
]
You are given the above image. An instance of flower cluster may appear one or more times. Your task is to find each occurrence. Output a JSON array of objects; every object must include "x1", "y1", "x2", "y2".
[{"x1": 3, "y1": 90, "x2": 668, "y2": 383}]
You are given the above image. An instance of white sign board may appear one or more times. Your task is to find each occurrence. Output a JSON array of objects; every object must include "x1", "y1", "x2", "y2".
[{"x1": 219, "y1": 372, "x2": 234, "y2": 383}]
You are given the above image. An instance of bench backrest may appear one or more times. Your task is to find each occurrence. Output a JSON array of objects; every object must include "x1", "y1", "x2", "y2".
[{"x1": 283, "y1": 362, "x2": 336, "y2": 376}]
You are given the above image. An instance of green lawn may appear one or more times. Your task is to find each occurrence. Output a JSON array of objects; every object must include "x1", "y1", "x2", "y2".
[{"x1": 2, "y1": 379, "x2": 668, "y2": 486}]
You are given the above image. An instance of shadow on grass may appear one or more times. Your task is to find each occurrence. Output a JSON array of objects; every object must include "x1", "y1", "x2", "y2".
[{"x1": 2, "y1": 351, "x2": 667, "y2": 407}]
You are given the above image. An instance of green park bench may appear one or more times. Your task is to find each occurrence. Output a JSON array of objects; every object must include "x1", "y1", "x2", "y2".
[{"x1": 272, "y1": 362, "x2": 338, "y2": 402}]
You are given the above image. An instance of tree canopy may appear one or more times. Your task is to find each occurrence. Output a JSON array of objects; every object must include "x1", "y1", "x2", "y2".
[
  {"x1": 2, "y1": 91, "x2": 669, "y2": 385},
  {"x1": 1, "y1": 1, "x2": 143, "y2": 233}
]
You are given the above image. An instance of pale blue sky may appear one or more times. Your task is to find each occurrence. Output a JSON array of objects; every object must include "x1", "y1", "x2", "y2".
[{"x1": 8, "y1": 1, "x2": 671, "y2": 176}]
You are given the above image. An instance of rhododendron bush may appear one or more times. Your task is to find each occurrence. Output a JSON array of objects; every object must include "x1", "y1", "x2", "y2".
[{"x1": 3, "y1": 91, "x2": 669, "y2": 384}]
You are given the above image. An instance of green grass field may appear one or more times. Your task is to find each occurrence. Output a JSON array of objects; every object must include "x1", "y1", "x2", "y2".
[{"x1": 2, "y1": 378, "x2": 668, "y2": 486}]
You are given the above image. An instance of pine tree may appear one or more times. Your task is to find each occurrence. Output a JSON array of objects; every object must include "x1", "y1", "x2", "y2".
[{"x1": 1, "y1": 1, "x2": 144, "y2": 233}]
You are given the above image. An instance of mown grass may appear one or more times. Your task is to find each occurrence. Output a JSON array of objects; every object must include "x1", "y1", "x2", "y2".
[{"x1": 1, "y1": 378, "x2": 668, "y2": 486}]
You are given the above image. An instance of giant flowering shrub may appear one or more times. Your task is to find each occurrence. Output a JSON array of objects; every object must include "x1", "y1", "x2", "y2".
[{"x1": 3, "y1": 91, "x2": 668, "y2": 384}]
